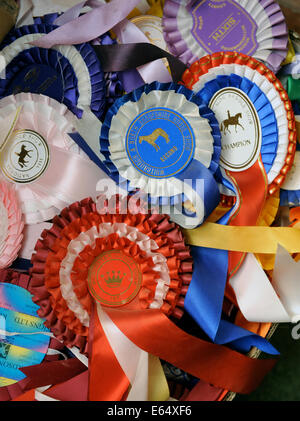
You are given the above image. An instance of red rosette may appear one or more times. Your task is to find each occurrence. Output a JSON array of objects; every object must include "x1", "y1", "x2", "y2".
[
  {"x1": 29, "y1": 196, "x2": 193, "y2": 352},
  {"x1": 0, "y1": 269, "x2": 31, "y2": 290},
  {"x1": 182, "y1": 51, "x2": 297, "y2": 197}
]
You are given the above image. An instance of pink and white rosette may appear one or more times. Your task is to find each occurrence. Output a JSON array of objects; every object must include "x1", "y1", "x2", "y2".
[
  {"x1": 0, "y1": 93, "x2": 106, "y2": 225},
  {"x1": 0, "y1": 179, "x2": 23, "y2": 269}
]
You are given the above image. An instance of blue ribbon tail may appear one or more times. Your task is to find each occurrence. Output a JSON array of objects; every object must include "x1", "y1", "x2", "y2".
[{"x1": 185, "y1": 246, "x2": 278, "y2": 355}]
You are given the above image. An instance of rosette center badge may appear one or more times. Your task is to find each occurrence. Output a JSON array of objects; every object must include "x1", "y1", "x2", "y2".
[
  {"x1": 88, "y1": 249, "x2": 142, "y2": 307},
  {"x1": 189, "y1": 0, "x2": 258, "y2": 56},
  {"x1": 209, "y1": 87, "x2": 261, "y2": 171},
  {"x1": 126, "y1": 107, "x2": 195, "y2": 178},
  {"x1": 0, "y1": 129, "x2": 49, "y2": 184}
]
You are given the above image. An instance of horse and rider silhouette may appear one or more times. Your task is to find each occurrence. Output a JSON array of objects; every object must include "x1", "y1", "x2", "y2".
[
  {"x1": 15, "y1": 144, "x2": 33, "y2": 168},
  {"x1": 139, "y1": 128, "x2": 170, "y2": 152},
  {"x1": 220, "y1": 110, "x2": 244, "y2": 135}
]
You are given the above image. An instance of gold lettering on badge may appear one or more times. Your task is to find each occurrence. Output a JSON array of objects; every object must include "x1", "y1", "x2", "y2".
[
  {"x1": 160, "y1": 146, "x2": 178, "y2": 162},
  {"x1": 211, "y1": 16, "x2": 237, "y2": 42}
]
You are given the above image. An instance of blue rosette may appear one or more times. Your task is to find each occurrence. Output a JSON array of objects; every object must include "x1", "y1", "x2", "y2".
[
  {"x1": 185, "y1": 57, "x2": 293, "y2": 201},
  {"x1": 0, "y1": 24, "x2": 106, "y2": 119},
  {"x1": 100, "y1": 81, "x2": 221, "y2": 228},
  {"x1": 198, "y1": 73, "x2": 279, "y2": 194}
]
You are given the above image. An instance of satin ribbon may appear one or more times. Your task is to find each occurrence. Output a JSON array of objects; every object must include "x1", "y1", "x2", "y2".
[
  {"x1": 226, "y1": 159, "x2": 268, "y2": 278},
  {"x1": 229, "y1": 250, "x2": 300, "y2": 324},
  {"x1": 287, "y1": 76, "x2": 300, "y2": 102},
  {"x1": 86, "y1": 259, "x2": 277, "y2": 397},
  {"x1": 92, "y1": 43, "x2": 187, "y2": 84},
  {"x1": 29, "y1": 145, "x2": 104, "y2": 210},
  {"x1": 0, "y1": 106, "x2": 22, "y2": 152},
  {"x1": 183, "y1": 223, "x2": 300, "y2": 254},
  {"x1": 184, "y1": 246, "x2": 278, "y2": 354},
  {"x1": 103, "y1": 306, "x2": 277, "y2": 394},
  {"x1": 31, "y1": 0, "x2": 143, "y2": 47},
  {"x1": 113, "y1": 19, "x2": 172, "y2": 86}
]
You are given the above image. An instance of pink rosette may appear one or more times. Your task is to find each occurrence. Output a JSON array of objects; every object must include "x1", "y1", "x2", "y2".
[
  {"x1": 0, "y1": 93, "x2": 103, "y2": 225},
  {"x1": 0, "y1": 179, "x2": 23, "y2": 269}
]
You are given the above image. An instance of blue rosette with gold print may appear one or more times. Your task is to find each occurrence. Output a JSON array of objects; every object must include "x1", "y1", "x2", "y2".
[
  {"x1": 100, "y1": 82, "x2": 221, "y2": 229},
  {"x1": 0, "y1": 24, "x2": 106, "y2": 119}
]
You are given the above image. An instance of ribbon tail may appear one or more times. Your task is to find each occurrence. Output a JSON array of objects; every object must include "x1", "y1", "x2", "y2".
[
  {"x1": 105, "y1": 307, "x2": 277, "y2": 394},
  {"x1": 227, "y1": 159, "x2": 268, "y2": 279},
  {"x1": 88, "y1": 303, "x2": 129, "y2": 401},
  {"x1": 185, "y1": 246, "x2": 278, "y2": 354}
]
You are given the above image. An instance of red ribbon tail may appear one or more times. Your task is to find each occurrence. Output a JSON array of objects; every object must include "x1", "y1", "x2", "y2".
[
  {"x1": 88, "y1": 303, "x2": 130, "y2": 401},
  {"x1": 227, "y1": 160, "x2": 268, "y2": 281}
]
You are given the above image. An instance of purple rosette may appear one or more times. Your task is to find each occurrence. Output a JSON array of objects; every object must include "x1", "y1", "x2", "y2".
[{"x1": 163, "y1": 0, "x2": 288, "y2": 73}]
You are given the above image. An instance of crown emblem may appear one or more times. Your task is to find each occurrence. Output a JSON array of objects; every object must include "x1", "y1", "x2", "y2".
[{"x1": 101, "y1": 271, "x2": 126, "y2": 288}]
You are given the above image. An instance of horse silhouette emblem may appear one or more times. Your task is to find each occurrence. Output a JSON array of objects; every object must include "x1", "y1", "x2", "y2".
[
  {"x1": 220, "y1": 111, "x2": 244, "y2": 135},
  {"x1": 15, "y1": 144, "x2": 33, "y2": 168},
  {"x1": 139, "y1": 128, "x2": 170, "y2": 152}
]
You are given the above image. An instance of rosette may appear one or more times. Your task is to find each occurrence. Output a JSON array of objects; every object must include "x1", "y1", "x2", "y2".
[
  {"x1": 0, "y1": 24, "x2": 106, "y2": 118},
  {"x1": 182, "y1": 52, "x2": 296, "y2": 198},
  {"x1": 162, "y1": 0, "x2": 288, "y2": 73},
  {"x1": 29, "y1": 196, "x2": 192, "y2": 353},
  {"x1": 28, "y1": 195, "x2": 278, "y2": 400},
  {"x1": 0, "y1": 93, "x2": 104, "y2": 224},
  {"x1": 0, "y1": 180, "x2": 23, "y2": 269},
  {"x1": 182, "y1": 51, "x2": 296, "y2": 296},
  {"x1": 100, "y1": 82, "x2": 222, "y2": 229}
]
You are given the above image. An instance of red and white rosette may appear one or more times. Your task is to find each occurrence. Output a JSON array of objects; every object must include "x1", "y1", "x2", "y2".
[
  {"x1": 29, "y1": 195, "x2": 193, "y2": 400},
  {"x1": 0, "y1": 179, "x2": 23, "y2": 269},
  {"x1": 0, "y1": 93, "x2": 104, "y2": 225},
  {"x1": 30, "y1": 196, "x2": 192, "y2": 351}
]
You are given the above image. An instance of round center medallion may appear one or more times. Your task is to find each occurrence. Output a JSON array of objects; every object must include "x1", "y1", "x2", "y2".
[
  {"x1": 87, "y1": 250, "x2": 142, "y2": 307},
  {"x1": 126, "y1": 107, "x2": 195, "y2": 178},
  {"x1": 0, "y1": 129, "x2": 49, "y2": 184},
  {"x1": 209, "y1": 87, "x2": 261, "y2": 172}
]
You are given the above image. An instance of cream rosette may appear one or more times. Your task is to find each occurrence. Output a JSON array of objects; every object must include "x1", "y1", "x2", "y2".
[{"x1": 100, "y1": 82, "x2": 221, "y2": 229}]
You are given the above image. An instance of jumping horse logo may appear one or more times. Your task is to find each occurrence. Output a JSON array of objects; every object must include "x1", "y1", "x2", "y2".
[
  {"x1": 15, "y1": 144, "x2": 33, "y2": 168},
  {"x1": 220, "y1": 110, "x2": 244, "y2": 135},
  {"x1": 139, "y1": 128, "x2": 170, "y2": 152}
]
